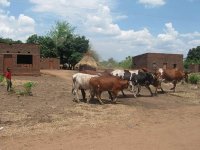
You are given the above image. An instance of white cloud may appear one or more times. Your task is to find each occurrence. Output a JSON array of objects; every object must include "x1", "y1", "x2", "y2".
[
  {"x1": 0, "y1": 0, "x2": 10, "y2": 7},
  {"x1": 28, "y1": 0, "x2": 200, "y2": 60},
  {"x1": 157, "y1": 22, "x2": 178, "y2": 42},
  {"x1": 0, "y1": 10, "x2": 36, "y2": 41},
  {"x1": 0, "y1": 0, "x2": 199, "y2": 61},
  {"x1": 138, "y1": 0, "x2": 166, "y2": 7},
  {"x1": 188, "y1": 40, "x2": 200, "y2": 45}
]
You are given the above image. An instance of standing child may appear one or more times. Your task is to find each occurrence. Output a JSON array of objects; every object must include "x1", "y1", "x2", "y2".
[{"x1": 5, "y1": 67, "x2": 12, "y2": 92}]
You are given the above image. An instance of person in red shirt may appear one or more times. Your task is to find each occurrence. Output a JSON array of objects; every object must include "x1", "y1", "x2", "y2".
[{"x1": 5, "y1": 67, "x2": 12, "y2": 92}]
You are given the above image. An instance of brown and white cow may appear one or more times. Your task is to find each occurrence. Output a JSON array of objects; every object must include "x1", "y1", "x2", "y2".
[
  {"x1": 155, "y1": 68, "x2": 188, "y2": 92},
  {"x1": 89, "y1": 76, "x2": 129, "y2": 104},
  {"x1": 72, "y1": 73, "x2": 99, "y2": 102}
]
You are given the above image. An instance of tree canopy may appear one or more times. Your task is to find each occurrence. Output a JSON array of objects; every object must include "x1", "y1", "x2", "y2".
[
  {"x1": 186, "y1": 46, "x2": 200, "y2": 63},
  {"x1": 0, "y1": 37, "x2": 22, "y2": 44},
  {"x1": 184, "y1": 46, "x2": 200, "y2": 69},
  {"x1": 26, "y1": 21, "x2": 90, "y2": 69}
]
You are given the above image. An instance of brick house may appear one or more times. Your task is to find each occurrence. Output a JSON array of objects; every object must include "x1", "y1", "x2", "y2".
[
  {"x1": 132, "y1": 53, "x2": 183, "y2": 71},
  {"x1": 0, "y1": 43, "x2": 40, "y2": 76}
]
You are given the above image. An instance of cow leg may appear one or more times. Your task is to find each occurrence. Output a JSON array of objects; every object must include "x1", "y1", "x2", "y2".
[
  {"x1": 108, "y1": 91, "x2": 113, "y2": 100},
  {"x1": 97, "y1": 92, "x2": 104, "y2": 105},
  {"x1": 81, "y1": 89, "x2": 86, "y2": 101},
  {"x1": 145, "y1": 85, "x2": 153, "y2": 96},
  {"x1": 170, "y1": 80, "x2": 177, "y2": 92},
  {"x1": 88, "y1": 89, "x2": 95, "y2": 104},
  {"x1": 160, "y1": 86, "x2": 165, "y2": 93},
  {"x1": 132, "y1": 85, "x2": 137, "y2": 97},
  {"x1": 121, "y1": 90, "x2": 126, "y2": 97},
  {"x1": 158, "y1": 82, "x2": 165, "y2": 93},
  {"x1": 74, "y1": 89, "x2": 80, "y2": 103},
  {"x1": 136, "y1": 85, "x2": 141, "y2": 96},
  {"x1": 111, "y1": 91, "x2": 118, "y2": 103}
]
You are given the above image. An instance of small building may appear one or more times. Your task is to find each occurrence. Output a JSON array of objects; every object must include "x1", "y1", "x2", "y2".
[
  {"x1": 132, "y1": 53, "x2": 183, "y2": 71},
  {"x1": 0, "y1": 43, "x2": 40, "y2": 76},
  {"x1": 40, "y1": 58, "x2": 60, "y2": 70},
  {"x1": 75, "y1": 53, "x2": 98, "y2": 71}
]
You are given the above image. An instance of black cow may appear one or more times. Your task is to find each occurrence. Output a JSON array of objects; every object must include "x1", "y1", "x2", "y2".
[{"x1": 111, "y1": 69, "x2": 158, "y2": 97}]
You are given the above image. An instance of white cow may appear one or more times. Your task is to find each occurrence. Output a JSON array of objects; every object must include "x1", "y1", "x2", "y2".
[{"x1": 72, "y1": 73, "x2": 98, "y2": 102}]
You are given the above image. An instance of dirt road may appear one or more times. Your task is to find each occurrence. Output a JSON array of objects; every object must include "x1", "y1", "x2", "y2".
[{"x1": 1, "y1": 70, "x2": 200, "y2": 150}]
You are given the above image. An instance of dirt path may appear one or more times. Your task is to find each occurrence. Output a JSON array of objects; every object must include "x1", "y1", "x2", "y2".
[{"x1": 1, "y1": 70, "x2": 200, "y2": 150}]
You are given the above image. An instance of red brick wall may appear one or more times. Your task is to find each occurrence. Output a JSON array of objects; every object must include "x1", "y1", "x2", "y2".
[
  {"x1": 0, "y1": 43, "x2": 40, "y2": 76},
  {"x1": 132, "y1": 53, "x2": 183, "y2": 71},
  {"x1": 132, "y1": 54, "x2": 148, "y2": 69},
  {"x1": 40, "y1": 58, "x2": 60, "y2": 70}
]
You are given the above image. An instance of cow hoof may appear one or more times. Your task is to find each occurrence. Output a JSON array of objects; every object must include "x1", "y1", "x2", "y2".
[{"x1": 136, "y1": 94, "x2": 141, "y2": 97}]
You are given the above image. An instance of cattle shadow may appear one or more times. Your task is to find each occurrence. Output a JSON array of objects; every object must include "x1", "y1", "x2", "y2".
[{"x1": 78, "y1": 98, "x2": 115, "y2": 105}]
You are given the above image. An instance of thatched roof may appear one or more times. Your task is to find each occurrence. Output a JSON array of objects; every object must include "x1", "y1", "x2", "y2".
[{"x1": 75, "y1": 53, "x2": 98, "y2": 69}]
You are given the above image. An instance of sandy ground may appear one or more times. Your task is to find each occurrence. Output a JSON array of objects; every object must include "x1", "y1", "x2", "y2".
[{"x1": 0, "y1": 69, "x2": 200, "y2": 150}]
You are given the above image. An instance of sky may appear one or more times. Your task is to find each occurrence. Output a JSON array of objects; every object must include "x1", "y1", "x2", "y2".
[{"x1": 0, "y1": 0, "x2": 200, "y2": 61}]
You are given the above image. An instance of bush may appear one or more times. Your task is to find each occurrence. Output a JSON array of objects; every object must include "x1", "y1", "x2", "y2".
[
  {"x1": 188, "y1": 74, "x2": 200, "y2": 84},
  {"x1": 0, "y1": 75, "x2": 4, "y2": 82},
  {"x1": 23, "y1": 82, "x2": 36, "y2": 95}
]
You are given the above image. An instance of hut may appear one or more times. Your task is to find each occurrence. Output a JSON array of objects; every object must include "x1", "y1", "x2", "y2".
[{"x1": 75, "y1": 53, "x2": 98, "y2": 71}]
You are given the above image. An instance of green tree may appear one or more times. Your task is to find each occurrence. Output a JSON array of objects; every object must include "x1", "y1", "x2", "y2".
[
  {"x1": 119, "y1": 56, "x2": 132, "y2": 69},
  {"x1": 26, "y1": 34, "x2": 40, "y2": 44},
  {"x1": 48, "y1": 21, "x2": 75, "y2": 64},
  {"x1": 27, "y1": 21, "x2": 90, "y2": 69},
  {"x1": 63, "y1": 35, "x2": 89, "y2": 69},
  {"x1": 0, "y1": 37, "x2": 22, "y2": 44},
  {"x1": 184, "y1": 46, "x2": 200, "y2": 69},
  {"x1": 100, "y1": 57, "x2": 119, "y2": 68},
  {"x1": 26, "y1": 34, "x2": 57, "y2": 58},
  {"x1": 186, "y1": 46, "x2": 200, "y2": 64}
]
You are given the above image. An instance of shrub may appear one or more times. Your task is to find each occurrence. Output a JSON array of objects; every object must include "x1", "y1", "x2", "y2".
[
  {"x1": 23, "y1": 82, "x2": 36, "y2": 95},
  {"x1": 0, "y1": 75, "x2": 4, "y2": 82},
  {"x1": 188, "y1": 73, "x2": 200, "y2": 84}
]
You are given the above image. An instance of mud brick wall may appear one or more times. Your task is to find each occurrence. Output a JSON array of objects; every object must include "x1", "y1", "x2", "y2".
[
  {"x1": 40, "y1": 58, "x2": 60, "y2": 70},
  {"x1": 132, "y1": 53, "x2": 183, "y2": 71},
  {"x1": 0, "y1": 43, "x2": 40, "y2": 76}
]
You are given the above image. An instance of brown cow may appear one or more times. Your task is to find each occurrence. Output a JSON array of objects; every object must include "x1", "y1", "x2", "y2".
[
  {"x1": 155, "y1": 68, "x2": 188, "y2": 92},
  {"x1": 89, "y1": 76, "x2": 129, "y2": 104}
]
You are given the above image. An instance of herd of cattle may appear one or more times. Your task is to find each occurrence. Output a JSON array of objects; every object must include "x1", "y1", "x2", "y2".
[{"x1": 71, "y1": 68, "x2": 188, "y2": 104}]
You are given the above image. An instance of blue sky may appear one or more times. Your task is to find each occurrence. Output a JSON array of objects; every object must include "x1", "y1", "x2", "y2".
[{"x1": 0, "y1": 0, "x2": 200, "y2": 61}]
